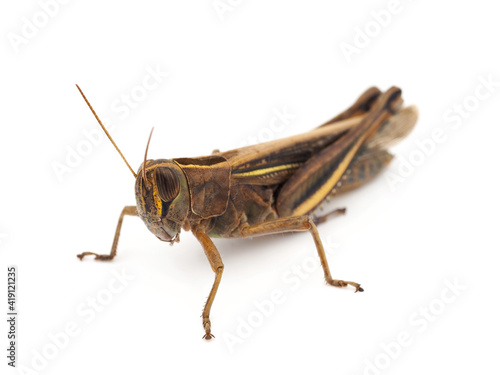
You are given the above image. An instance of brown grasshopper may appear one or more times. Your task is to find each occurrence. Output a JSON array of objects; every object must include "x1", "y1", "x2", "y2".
[{"x1": 75, "y1": 85, "x2": 417, "y2": 339}]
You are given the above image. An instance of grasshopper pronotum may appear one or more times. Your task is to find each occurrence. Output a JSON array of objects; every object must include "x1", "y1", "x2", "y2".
[{"x1": 76, "y1": 85, "x2": 417, "y2": 339}]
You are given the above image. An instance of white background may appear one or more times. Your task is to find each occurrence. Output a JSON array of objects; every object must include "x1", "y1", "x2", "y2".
[{"x1": 1, "y1": 1, "x2": 499, "y2": 374}]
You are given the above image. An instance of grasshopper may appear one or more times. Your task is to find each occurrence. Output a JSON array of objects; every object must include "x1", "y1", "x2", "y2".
[{"x1": 75, "y1": 85, "x2": 417, "y2": 339}]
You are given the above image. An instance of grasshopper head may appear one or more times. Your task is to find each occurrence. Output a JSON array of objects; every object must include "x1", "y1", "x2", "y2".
[
  {"x1": 74, "y1": 87, "x2": 190, "y2": 244},
  {"x1": 135, "y1": 159, "x2": 190, "y2": 244}
]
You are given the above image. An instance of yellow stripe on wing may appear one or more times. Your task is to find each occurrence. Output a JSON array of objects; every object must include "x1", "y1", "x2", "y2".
[
  {"x1": 233, "y1": 163, "x2": 302, "y2": 178},
  {"x1": 292, "y1": 137, "x2": 364, "y2": 216}
]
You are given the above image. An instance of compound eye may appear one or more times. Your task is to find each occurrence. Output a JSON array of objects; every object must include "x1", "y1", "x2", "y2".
[{"x1": 154, "y1": 166, "x2": 180, "y2": 202}]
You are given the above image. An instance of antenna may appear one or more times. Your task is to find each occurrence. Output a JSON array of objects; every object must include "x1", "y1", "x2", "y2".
[
  {"x1": 143, "y1": 127, "x2": 154, "y2": 187},
  {"x1": 75, "y1": 84, "x2": 137, "y2": 178}
]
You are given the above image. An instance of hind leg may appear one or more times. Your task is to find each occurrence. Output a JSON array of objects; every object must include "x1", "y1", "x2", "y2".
[
  {"x1": 241, "y1": 215, "x2": 363, "y2": 292},
  {"x1": 319, "y1": 86, "x2": 382, "y2": 127}
]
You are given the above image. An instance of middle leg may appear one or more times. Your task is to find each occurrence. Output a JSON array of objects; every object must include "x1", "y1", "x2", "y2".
[{"x1": 191, "y1": 226, "x2": 225, "y2": 340}]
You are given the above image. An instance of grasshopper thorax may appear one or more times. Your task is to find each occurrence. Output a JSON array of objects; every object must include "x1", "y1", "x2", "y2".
[{"x1": 135, "y1": 159, "x2": 190, "y2": 244}]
